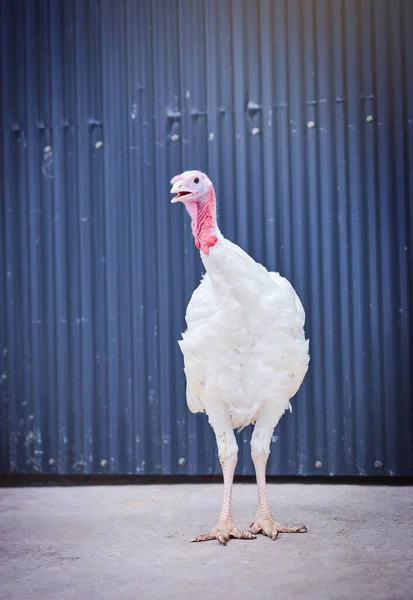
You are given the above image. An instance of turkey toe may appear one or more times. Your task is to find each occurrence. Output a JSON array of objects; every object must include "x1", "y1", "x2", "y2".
[
  {"x1": 250, "y1": 517, "x2": 307, "y2": 539},
  {"x1": 191, "y1": 521, "x2": 256, "y2": 545}
]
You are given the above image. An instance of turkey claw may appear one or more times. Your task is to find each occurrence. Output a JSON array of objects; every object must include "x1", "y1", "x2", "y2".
[
  {"x1": 191, "y1": 521, "x2": 256, "y2": 545},
  {"x1": 250, "y1": 517, "x2": 307, "y2": 539}
]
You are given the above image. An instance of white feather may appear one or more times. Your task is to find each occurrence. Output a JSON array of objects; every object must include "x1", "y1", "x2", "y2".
[{"x1": 179, "y1": 230, "x2": 310, "y2": 432}]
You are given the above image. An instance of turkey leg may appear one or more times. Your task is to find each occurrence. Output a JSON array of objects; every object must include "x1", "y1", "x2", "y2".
[
  {"x1": 250, "y1": 451, "x2": 307, "y2": 539},
  {"x1": 191, "y1": 423, "x2": 255, "y2": 545},
  {"x1": 250, "y1": 401, "x2": 307, "y2": 539}
]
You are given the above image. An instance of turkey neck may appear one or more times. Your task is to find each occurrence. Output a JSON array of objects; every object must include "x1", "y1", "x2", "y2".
[{"x1": 185, "y1": 186, "x2": 218, "y2": 256}]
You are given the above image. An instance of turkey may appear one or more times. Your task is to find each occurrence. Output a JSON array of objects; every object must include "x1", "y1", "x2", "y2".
[{"x1": 171, "y1": 170, "x2": 310, "y2": 545}]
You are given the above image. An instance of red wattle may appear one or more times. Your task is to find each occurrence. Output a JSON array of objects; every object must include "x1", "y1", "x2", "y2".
[{"x1": 185, "y1": 187, "x2": 218, "y2": 255}]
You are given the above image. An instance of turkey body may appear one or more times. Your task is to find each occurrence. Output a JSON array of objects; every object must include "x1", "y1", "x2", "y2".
[
  {"x1": 180, "y1": 233, "x2": 310, "y2": 431},
  {"x1": 171, "y1": 169, "x2": 309, "y2": 544}
]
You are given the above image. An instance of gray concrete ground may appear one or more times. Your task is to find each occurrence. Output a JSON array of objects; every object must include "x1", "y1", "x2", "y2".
[{"x1": 0, "y1": 484, "x2": 412, "y2": 600}]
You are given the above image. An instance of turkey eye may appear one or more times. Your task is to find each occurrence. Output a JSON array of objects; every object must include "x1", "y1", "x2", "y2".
[{"x1": 194, "y1": 177, "x2": 199, "y2": 184}]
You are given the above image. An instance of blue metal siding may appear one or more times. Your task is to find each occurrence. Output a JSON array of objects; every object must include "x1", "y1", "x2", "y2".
[{"x1": 0, "y1": 0, "x2": 412, "y2": 476}]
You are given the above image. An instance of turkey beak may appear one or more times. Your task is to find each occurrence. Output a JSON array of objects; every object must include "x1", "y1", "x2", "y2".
[
  {"x1": 170, "y1": 181, "x2": 182, "y2": 203},
  {"x1": 170, "y1": 181, "x2": 191, "y2": 203}
]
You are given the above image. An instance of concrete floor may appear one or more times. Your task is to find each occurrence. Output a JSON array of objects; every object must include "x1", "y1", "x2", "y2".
[{"x1": 0, "y1": 484, "x2": 412, "y2": 600}]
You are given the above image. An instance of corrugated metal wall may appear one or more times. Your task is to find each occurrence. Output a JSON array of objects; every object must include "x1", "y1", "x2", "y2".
[{"x1": 0, "y1": 0, "x2": 412, "y2": 476}]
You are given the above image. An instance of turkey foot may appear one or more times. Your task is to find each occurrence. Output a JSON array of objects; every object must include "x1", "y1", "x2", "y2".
[
  {"x1": 191, "y1": 521, "x2": 256, "y2": 545},
  {"x1": 250, "y1": 516, "x2": 307, "y2": 540}
]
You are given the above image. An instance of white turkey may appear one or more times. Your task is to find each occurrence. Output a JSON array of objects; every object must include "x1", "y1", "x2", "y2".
[{"x1": 171, "y1": 170, "x2": 309, "y2": 544}]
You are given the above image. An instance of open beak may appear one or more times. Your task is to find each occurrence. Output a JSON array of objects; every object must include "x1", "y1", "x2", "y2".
[{"x1": 170, "y1": 181, "x2": 192, "y2": 203}]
